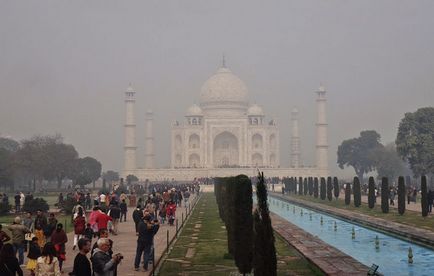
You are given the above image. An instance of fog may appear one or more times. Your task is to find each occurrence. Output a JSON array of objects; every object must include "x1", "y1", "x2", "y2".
[{"x1": 1, "y1": 1, "x2": 433, "y2": 177}]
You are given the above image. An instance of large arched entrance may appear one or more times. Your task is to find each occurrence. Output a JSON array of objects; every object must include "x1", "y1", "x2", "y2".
[{"x1": 213, "y1": 131, "x2": 239, "y2": 167}]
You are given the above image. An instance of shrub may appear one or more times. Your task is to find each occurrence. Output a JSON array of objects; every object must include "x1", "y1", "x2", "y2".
[
  {"x1": 421, "y1": 176, "x2": 428, "y2": 217},
  {"x1": 397, "y1": 176, "x2": 406, "y2": 215},
  {"x1": 313, "y1": 178, "x2": 319, "y2": 198},
  {"x1": 0, "y1": 202, "x2": 11, "y2": 215},
  {"x1": 345, "y1": 183, "x2": 351, "y2": 205},
  {"x1": 333, "y1": 177, "x2": 339, "y2": 199},
  {"x1": 320, "y1": 177, "x2": 326, "y2": 200},
  {"x1": 353, "y1": 177, "x2": 361, "y2": 207},
  {"x1": 326, "y1": 177, "x2": 333, "y2": 201},
  {"x1": 61, "y1": 197, "x2": 76, "y2": 215},
  {"x1": 308, "y1": 177, "x2": 313, "y2": 196},
  {"x1": 368, "y1": 177, "x2": 375, "y2": 209},
  {"x1": 22, "y1": 198, "x2": 49, "y2": 213},
  {"x1": 381, "y1": 177, "x2": 389, "y2": 213}
]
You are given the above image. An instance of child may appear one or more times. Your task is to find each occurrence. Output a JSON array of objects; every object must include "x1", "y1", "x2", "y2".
[
  {"x1": 83, "y1": 223, "x2": 94, "y2": 241},
  {"x1": 26, "y1": 237, "x2": 41, "y2": 276}
]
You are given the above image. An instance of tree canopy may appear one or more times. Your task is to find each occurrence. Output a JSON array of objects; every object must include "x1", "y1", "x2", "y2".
[
  {"x1": 337, "y1": 130, "x2": 383, "y2": 180},
  {"x1": 396, "y1": 107, "x2": 434, "y2": 176}
]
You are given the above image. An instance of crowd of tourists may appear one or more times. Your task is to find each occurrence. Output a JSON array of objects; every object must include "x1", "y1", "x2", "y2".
[{"x1": 0, "y1": 183, "x2": 198, "y2": 276}]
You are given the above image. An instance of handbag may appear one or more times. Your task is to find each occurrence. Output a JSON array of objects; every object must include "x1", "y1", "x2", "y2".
[{"x1": 25, "y1": 233, "x2": 36, "y2": 241}]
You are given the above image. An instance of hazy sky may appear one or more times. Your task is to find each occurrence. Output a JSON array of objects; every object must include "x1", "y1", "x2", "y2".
[{"x1": 1, "y1": 1, "x2": 433, "y2": 177}]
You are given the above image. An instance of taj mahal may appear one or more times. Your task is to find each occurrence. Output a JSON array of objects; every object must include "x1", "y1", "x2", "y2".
[{"x1": 122, "y1": 60, "x2": 329, "y2": 181}]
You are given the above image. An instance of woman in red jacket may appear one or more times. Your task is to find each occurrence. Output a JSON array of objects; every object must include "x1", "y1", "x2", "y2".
[
  {"x1": 72, "y1": 208, "x2": 86, "y2": 250},
  {"x1": 165, "y1": 201, "x2": 176, "y2": 226},
  {"x1": 50, "y1": 223, "x2": 67, "y2": 272}
]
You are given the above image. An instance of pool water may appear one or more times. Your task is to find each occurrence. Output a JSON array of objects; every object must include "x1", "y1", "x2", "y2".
[{"x1": 267, "y1": 196, "x2": 434, "y2": 276}]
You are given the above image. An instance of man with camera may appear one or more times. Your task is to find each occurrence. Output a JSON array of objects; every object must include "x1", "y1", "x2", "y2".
[
  {"x1": 91, "y1": 237, "x2": 123, "y2": 276},
  {"x1": 134, "y1": 214, "x2": 160, "y2": 271}
]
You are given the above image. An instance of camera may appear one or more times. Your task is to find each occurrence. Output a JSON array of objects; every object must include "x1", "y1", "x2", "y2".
[{"x1": 115, "y1": 253, "x2": 124, "y2": 260}]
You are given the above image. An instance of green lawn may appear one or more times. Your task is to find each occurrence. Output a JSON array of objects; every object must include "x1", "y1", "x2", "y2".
[
  {"x1": 287, "y1": 193, "x2": 434, "y2": 232},
  {"x1": 159, "y1": 193, "x2": 321, "y2": 275}
]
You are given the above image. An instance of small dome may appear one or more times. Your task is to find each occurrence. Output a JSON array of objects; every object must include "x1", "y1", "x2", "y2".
[
  {"x1": 248, "y1": 104, "x2": 264, "y2": 116},
  {"x1": 200, "y1": 67, "x2": 248, "y2": 106},
  {"x1": 126, "y1": 84, "x2": 135, "y2": 93},
  {"x1": 291, "y1": 107, "x2": 298, "y2": 114},
  {"x1": 186, "y1": 104, "x2": 203, "y2": 116}
]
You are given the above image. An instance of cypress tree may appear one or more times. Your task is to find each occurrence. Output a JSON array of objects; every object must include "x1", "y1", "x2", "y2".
[
  {"x1": 398, "y1": 176, "x2": 406, "y2": 215},
  {"x1": 253, "y1": 172, "x2": 277, "y2": 276},
  {"x1": 293, "y1": 178, "x2": 297, "y2": 194},
  {"x1": 326, "y1": 177, "x2": 333, "y2": 201},
  {"x1": 381, "y1": 177, "x2": 389, "y2": 213},
  {"x1": 313, "y1": 177, "x2": 319, "y2": 198},
  {"x1": 333, "y1": 177, "x2": 339, "y2": 199},
  {"x1": 345, "y1": 183, "x2": 351, "y2": 205},
  {"x1": 353, "y1": 177, "x2": 361, "y2": 207},
  {"x1": 421, "y1": 175, "x2": 428, "y2": 217},
  {"x1": 303, "y1": 178, "x2": 308, "y2": 195},
  {"x1": 368, "y1": 177, "x2": 375, "y2": 209},
  {"x1": 225, "y1": 177, "x2": 236, "y2": 255},
  {"x1": 308, "y1": 177, "x2": 314, "y2": 196},
  {"x1": 233, "y1": 175, "x2": 253, "y2": 274},
  {"x1": 298, "y1": 177, "x2": 303, "y2": 195},
  {"x1": 320, "y1": 177, "x2": 326, "y2": 200}
]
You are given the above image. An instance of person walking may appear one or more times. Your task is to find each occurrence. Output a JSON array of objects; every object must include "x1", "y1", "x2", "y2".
[
  {"x1": 34, "y1": 210, "x2": 47, "y2": 249},
  {"x1": 7, "y1": 216, "x2": 30, "y2": 265},
  {"x1": 91, "y1": 238, "x2": 123, "y2": 276},
  {"x1": 108, "y1": 203, "x2": 121, "y2": 235},
  {"x1": 22, "y1": 212, "x2": 34, "y2": 252},
  {"x1": 35, "y1": 242, "x2": 61, "y2": 276},
  {"x1": 134, "y1": 214, "x2": 159, "y2": 271},
  {"x1": 46, "y1": 213, "x2": 58, "y2": 243},
  {"x1": 26, "y1": 237, "x2": 41, "y2": 276},
  {"x1": 73, "y1": 208, "x2": 86, "y2": 250},
  {"x1": 71, "y1": 238, "x2": 92, "y2": 276},
  {"x1": 50, "y1": 224, "x2": 67, "y2": 272},
  {"x1": 428, "y1": 189, "x2": 434, "y2": 214},
  {"x1": 14, "y1": 193, "x2": 20, "y2": 213},
  {"x1": 95, "y1": 209, "x2": 113, "y2": 235},
  {"x1": 119, "y1": 199, "x2": 127, "y2": 222},
  {"x1": 389, "y1": 188, "x2": 396, "y2": 206},
  {"x1": 0, "y1": 243, "x2": 23, "y2": 276},
  {"x1": 83, "y1": 223, "x2": 94, "y2": 243},
  {"x1": 132, "y1": 205, "x2": 143, "y2": 234},
  {"x1": 89, "y1": 207, "x2": 100, "y2": 235}
]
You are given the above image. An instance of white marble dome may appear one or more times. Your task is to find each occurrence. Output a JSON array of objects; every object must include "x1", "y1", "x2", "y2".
[
  {"x1": 247, "y1": 104, "x2": 264, "y2": 116},
  {"x1": 200, "y1": 67, "x2": 248, "y2": 106},
  {"x1": 186, "y1": 104, "x2": 203, "y2": 116}
]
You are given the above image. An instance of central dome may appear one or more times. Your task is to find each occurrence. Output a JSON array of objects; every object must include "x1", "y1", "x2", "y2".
[{"x1": 200, "y1": 67, "x2": 249, "y2": 109}]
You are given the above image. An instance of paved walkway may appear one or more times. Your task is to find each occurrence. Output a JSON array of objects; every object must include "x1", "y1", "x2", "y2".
[
  {"x1": 22, "y1": 194, "x2": 198, "y2": 276},
  {"x1": 361, "y1": 195, "x2": 421, "y2": 212}
]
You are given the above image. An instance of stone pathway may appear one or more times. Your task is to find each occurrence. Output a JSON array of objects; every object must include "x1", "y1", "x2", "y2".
[
  {"x1": 21, "y1": 194, "x2": 198, "y2": 276},
  {"x1": 271, "y1": 213, "x2": 369, "y2": 275}
]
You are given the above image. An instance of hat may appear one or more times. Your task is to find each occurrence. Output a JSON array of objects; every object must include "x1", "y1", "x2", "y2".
[{"x1": 14, "y1": 216, "x2": 21, "y2": 224}]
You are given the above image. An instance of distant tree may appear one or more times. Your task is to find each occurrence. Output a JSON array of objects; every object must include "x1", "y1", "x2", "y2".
[
  {"x1": 103, "y1": 170, "x2": 119, "y2": 183},
  {"x1": 0, "y1": 148, "x2": 14, "y2": 191},
  {"x1": 333, "y1": 177, "x2": 339, "y2": 199},
  {"x1": 69, "y1": 157, "x2": 102, "y2": 189},
  {"x1": 397, "y1": 176, "x2": 406, "y2": 215},
  {"x1": 421, "y1": 176, "x2": 428, "y2": 217},
  {"x1": 337, "y1": 130, "x2": 383, "y2": 181},
  {"x1": 326, "y1": 177, "x2": 333, "y2": 201},
  {"x1": 345, "y1": 183, "x2": 351, "y2": 205},
  {"x1": 0, "y1": 137, "x2": 19, "y2": 152},
  {"x1": 42, "y1": 142, "x2": 78, "y2": 189},
  {"x1": 308, "y1": 177, "x2": 314, "y2": 196},
  {"x1": 353, "y1": 177, "x2": 361, "y2": 207},
  {"x1": 253, "y1": 172, "x2": 277, "y2": 276},
  {"x1": 368, "y1": 177, "x2": 376, "y2": 209},
  {"x1": 381, "y1": 177, "x2": 389, "y2": 213},
  {"x1": 126, "y1": 174, "x2": 139, "y2": 185},
  {"x1": 313, "y1": 178, "x2": 319, "y2": 198},
  {"x1": 320, "y1": 177, "x2": 326, "y2": 200},
  {"x1": 298, "y1": 177, "x2": 303, "y2": 195},
  {"x1": 396, "y1": 107, "x2": 434, "y2": 176},
  {"x1": 374, "y1": 143, "x2": 406, "y2": 180}
]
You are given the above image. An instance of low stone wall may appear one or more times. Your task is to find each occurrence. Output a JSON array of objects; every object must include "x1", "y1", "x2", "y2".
[
  {"x1": 271, "y1": 192, "x2": 434, "y2": 250},
  {"x1": 271, "y1": 213, "x2": 369, "y2": 275}
]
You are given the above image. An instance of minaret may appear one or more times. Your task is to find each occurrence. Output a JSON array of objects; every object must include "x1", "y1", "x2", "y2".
[
  {"x1": 124, "y1": 84, "x2": 137, "y2": 172},
  {"x1": 315, "y1": 84, "x2": 328, "y2": 170},
  {"x1": 290, "y1": 107, "x2": 301, "y2": 168},
  {"x1": 144, "y1": 109, "x2": 155, "y2": 169}
]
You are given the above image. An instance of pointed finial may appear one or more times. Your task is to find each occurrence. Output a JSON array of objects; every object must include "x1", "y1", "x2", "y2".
[{"x1": 222, "y1": 53, "x2": 226, "y2": 68}]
